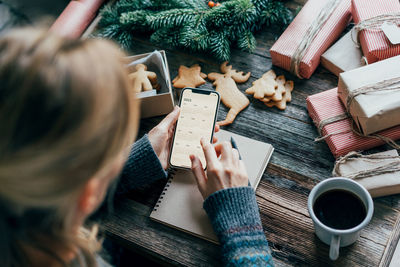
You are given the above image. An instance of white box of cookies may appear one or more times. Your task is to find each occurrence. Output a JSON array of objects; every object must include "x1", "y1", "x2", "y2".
[{"x1": 125, "y1": 50, "x2": 175, "y2": 118}]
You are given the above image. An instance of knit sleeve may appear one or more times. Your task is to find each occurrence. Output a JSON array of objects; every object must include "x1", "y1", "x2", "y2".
[
  {"x1": 117, "y1": 134, "x2": 167, "y2": 194},
  {"x1": 203, "y1": 187, "x2": 274, "y2": 267}
]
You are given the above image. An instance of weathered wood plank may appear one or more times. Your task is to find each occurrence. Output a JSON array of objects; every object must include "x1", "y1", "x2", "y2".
[{"x1": 380, "y1": 214, "x2": 400, "y2": 267}]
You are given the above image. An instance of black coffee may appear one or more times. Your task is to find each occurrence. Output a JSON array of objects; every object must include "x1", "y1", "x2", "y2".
[{"x1": 313, "y1": 189, "x2": 366, "y2": 230}]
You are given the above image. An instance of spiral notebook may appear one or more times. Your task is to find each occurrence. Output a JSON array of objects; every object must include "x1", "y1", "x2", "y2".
[{"x1": 150, "y1": 130, "x2": 274, "y2": 243}]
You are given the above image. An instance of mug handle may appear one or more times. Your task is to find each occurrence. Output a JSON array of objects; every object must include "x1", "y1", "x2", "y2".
[{"x1": 329, "y1": 235, "x2": 340, "y2": 260}]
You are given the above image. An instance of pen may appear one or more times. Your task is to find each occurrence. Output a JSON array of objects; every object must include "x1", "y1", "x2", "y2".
[
  {"x1": 230, "y1": 136, "x2": 242, "y2": 160},
  {"x1": 231, "y1": 136, "x2": 250, "y2": 186}
]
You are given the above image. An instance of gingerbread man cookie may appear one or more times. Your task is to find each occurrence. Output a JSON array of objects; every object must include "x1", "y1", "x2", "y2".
[
  {"x1": 245, "y1": 70, "x2": 277, "y2": 99},
  {"x1": 128, "y1": 64, "x2": 158, "y2": 93},
  {"x1": 208, "y1": 62, "x2": 250, "y2": 126},
  {"x1": 172, "y1": 64, "x2": 207, "y2": 88}
]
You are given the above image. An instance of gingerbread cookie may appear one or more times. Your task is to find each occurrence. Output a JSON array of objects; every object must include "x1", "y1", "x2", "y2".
[
  {"x1": 128, "y1": 64, "x2": 158, "y2": 93},
  {"x1": 245, "y1": 70, "x2": 277, "y2": 99},
  {"x1": 208, "y1": 62, "x2": 250, "y2": 126},
  {"x1": 264, "y1": 76, "x2": 294, "y2": 110},
  {"x1": 172, "y1": 64, "x2": 207, "y2": 88}
]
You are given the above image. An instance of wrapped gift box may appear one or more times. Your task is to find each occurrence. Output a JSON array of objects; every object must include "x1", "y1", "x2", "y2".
[
  {"x1": 50, "y1": 0, "x2": 106, "y2": 39},
  {"x1": 334, "y1": 150, "x2": 400, "y2": 198},
  {"x1": 352, "y1": 0, "x2": 400, "y2": 64},
  {"x1": 125, "y1": 50, "x2": 175, "y2": 118},
  {"x1": 338, "y1": 55, "x2": 400, "y2": 135},
  {"x1": 307, "y1": 88, "x2": 400, "y2": 158},
  {"x1": 270, "y1": 0, "x2": 351, "y2": 79},
  {"x1": 321, "y1": 30, "x2": 365, "y2": 76}
]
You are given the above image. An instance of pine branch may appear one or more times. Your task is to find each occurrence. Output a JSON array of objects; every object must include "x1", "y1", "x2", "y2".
[
  {"x1": 117, "y1": 30, "x2": 135, "y2": 50},
  {"x1": 148, "y1": 9, "x2": 202, "y2": 29},
  {"x1": 257, "y1": 1, "x2": 292, "y2": 28},
  {"x1": 209, "y1": 32, "x2": 231, "y2": 61},
  {"x1": 150, "y1": 27, "x2": 182, "y2": 48},
  {"x1": 148, "y1": 0, "x2": 201, "y2": 10},
  {"x1": 179, "y1": 23, "x2": 209, "y2": 51},
  {"x1": 119, "y1": 10, "x2": 151, "y2": 31},
  {"x1": 97, "y1": 24, "x2": 122, "y2": 39},
  {"x1": 96, "y1": 0, "x2": 292, "y2": 61},
  {"x1": 98, "y1": 4, "x2": 120, "y2": 27},
  {"x1": 236, "y1": 30, "x2": 256, "y2": 52},
  {"x1": 115, "y1": 0, "x2": 152, "y2": 11},
  {"x1": 204, "y1": 0, "x2": 256, "y2": 28}
]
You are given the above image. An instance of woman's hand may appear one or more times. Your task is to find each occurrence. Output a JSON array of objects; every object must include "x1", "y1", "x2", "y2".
[
  {"x1": 148, "y1": 106, "x2": 180, "y2": 169},
  {"x1": 148, "y1": 106, "x2": 220, "y2": 170},
  {"x1": 190, "y1": 138, "x2": 249, "y2": 199}
]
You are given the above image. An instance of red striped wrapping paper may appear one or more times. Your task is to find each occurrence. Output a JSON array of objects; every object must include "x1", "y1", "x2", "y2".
[
  {"x1": 50, "y1": 0, "x2": 106, "y2": 39},
  {"x1": 270, "y1": 0, "x2": 351, "y2": 79},
  {"x1": 352, "y1": 0, "x2": 400, "y2": 64},
  {"x1": 307, "y1": 88, "x2": 400, "y2": 158}
]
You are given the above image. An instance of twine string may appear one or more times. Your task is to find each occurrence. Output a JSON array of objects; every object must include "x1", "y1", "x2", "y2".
[
  {"x1": 361, "y1": 56, "x2": 368, "y2": 66},
  {"x1": 314, "y1": 113, "x2": 400, "y2": 150},
  {"x1": 314, "y1": 113, "x2": 350, "y2": 142},
  {"x1": 351, "y1": 13, "x2": 400, "y2": 46},
  {"x1": 346, "y1": 76, "x2": 400, "y2": 112},
  {"x1": 290, "y1": 0, "x2": 342, "y2": 79},
  {"x1": 333, "y1": 151, "x2": 400, "y2": 179},
  {"x1": 354, "y1": 13, "x2": 400, "y2": 32}
]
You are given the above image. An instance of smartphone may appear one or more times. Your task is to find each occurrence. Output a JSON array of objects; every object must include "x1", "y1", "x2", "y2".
[{"x1": 169, "y1": 88, "x2": 220, "y2": 169}]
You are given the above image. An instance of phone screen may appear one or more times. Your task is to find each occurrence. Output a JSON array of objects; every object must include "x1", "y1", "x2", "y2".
[{"x1": 170, "y1": 88, "x2": 220, "y2": 169}]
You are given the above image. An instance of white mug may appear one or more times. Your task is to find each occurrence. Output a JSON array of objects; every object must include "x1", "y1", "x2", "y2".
[{"x1": 308, "y1": 177, "x2": 374, "y2": 260}]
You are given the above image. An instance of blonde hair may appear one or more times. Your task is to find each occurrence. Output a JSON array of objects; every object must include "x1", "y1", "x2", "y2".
[{"x1": 0, "y1": 28, "x2": 139, "y2": 266}]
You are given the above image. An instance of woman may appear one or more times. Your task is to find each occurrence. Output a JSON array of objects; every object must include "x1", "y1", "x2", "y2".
[{"x1": 0, "y1": 28, "x2": 273, "y2": 267}]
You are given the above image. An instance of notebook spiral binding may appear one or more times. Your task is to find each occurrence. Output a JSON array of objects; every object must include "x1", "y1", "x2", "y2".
[{"x1": 152, "y1": 168, "x2": 177, "y2": 212}]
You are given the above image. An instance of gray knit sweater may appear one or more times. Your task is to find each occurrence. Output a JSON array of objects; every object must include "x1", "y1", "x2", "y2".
[{"x1": 111, "y1": 135, "x2": 274, "y2": 266}]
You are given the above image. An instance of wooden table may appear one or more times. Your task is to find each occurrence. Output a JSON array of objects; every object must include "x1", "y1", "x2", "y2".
[{"x1": 99, "y1": 1, "x2": 400, "y2": 266}]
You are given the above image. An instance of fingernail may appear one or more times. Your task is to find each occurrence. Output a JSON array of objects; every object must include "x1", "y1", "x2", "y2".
[{"x1": 189, "y1": 154, "x2": 195, "y2": 161}]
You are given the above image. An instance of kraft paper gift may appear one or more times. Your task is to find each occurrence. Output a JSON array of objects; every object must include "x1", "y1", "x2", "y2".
[
  {"x1": 270, "y1": 0, "x2": 351, "y2": 79},
  {"x1": 333, "y1": 150, "x2": 400, "y2": 197},
  {"x1": 338, "y1": 55, "x2": 400, "y2": 135},
  {"x1": 321, "y1": 30, "x2": 365, "y2": 76}
]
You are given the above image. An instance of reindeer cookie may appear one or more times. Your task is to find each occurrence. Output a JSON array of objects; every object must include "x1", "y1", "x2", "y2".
[
  {"x1": 208, "y1": 62, "x2": 250, "y2": 126},
  {"x1": 245, "y1": 70, "x2": 277, "y2": 99},
  {"x1": 128, "y1": 64, "x2": 158, "y2": 93},
  {"x1": 172, "y1": 64, "x2": 207, "y2": 88}
]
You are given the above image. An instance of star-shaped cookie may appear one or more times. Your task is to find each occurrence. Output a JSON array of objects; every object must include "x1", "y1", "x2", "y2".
[{"x1": 172, "y1": 64, "x2": 207, "y2": 88}]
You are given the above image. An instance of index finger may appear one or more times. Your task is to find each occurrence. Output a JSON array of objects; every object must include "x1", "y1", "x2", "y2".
[
  {"x1": 215, "y1": 141, "x2": 232, "y2": 162},
  {"x1": 200, "y1": 138, "x2": 218, "y2": 169}
]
